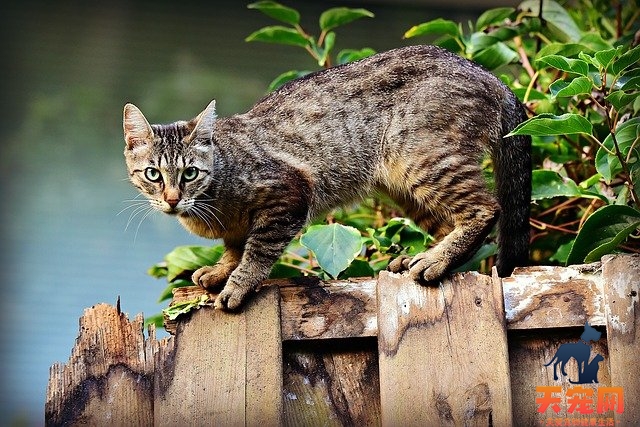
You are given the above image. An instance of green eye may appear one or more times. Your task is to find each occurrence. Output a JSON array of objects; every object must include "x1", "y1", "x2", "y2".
[
  {"x1": 182, "y1": 167, "x2": 199, "y2": 182},
  {"x1": 145, "y1": 167, "x2": 162, "y2": 182}
]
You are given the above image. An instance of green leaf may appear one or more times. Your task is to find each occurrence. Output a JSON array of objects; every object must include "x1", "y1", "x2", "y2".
[
  {"x1": 300, "y1": 223, "x2": 363, "y2": 278},
  {"x1": 404, "y1": 18, "x2": 460, "y2": 39},
  {"x1": 147, "y1": 262, "x2": 168, "y2": 279},
  {"x1": 506, "y1": 113, "x2": 593, "y2": 137},
  {"x1": 520, "y1": 0, "x2": 581, "y2": 42},
  {"x1": 247, "y1": 1, "x2": 300, "y2": 25},
  {"x1": 245, "y1": 26, "x2": 310, "y2": 47},
  {"x1": 338, "y1": 258, "x2": 374, "y2": 279},
  {"x1": 566, "y1": 205, "x2": 640, "y2": 265},
  {"x1": 317, "y1": 31, "x2": 336, "y2": 66},
  {"x1": 267, "y1": 70, "x2": 311, "y2": 92},
  {"x1": 472, "y1": 42, "x2": 519, "y2": 69},
  {"x1": 611, "y1": 45, "x2": 640, "y2": 76},
  {"x1": 162, "y1": 294, "x2": 210, "y2": 321},
  {"x1": 336, "y1": 48, "x2": 376, "y2": 64},
  {"x1": 606, "y1": 90, "x2": 639, "y2": 111},
  {"x1": 594, "y1": 47, "x2": 621, "y2": 71},
  {"x1": 535, "y1": 55, "x2": 589, "y2": 76},
  {"x1": 144, "y1": 313, "x2": 165, "y2": 329},
  {"x1": 549, "y1": 240, "x2": 574, "y2": 264},
  {"x1": 536, "y1": 43, "x2": 594, "y2": 59},
  {"x1": 453, "y1": 243, "x2": 498, "y2": 272},
  {"x1": 595, "y1": 117, "x2": 640, "y2": 183},
  {"x1": 164, "y1": 245, "x2": 224, "y2": 281},
  {"x1": 531, "y1": 170, "x2": 581, "y2": 200},
  {"x1": 549, "y1": 76, "x2": 592, "y2": 98},
  {"x1": 319, "y1": 7, "x2": 374, "y2": 32},
  {"x1": 475, "y1": 7, "x2": 515, "y2": 30}
]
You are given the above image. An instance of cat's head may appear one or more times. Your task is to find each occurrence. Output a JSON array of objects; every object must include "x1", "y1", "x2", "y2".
[{"x1": 122, "y1": 100, "x2": 217, "y2": 216}]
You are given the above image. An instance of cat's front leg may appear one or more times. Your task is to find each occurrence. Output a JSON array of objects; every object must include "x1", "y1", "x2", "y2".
[
  {"x1": 214, "y1": 208, "x2": 308, "y2": 311},
  {"x1": 192, "y1": 245, "x2": 242, "y2": 291}
]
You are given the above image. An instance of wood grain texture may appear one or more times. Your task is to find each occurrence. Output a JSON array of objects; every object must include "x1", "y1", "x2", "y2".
[
  {"x1": 377, "y1": 271, "x2": 512, "y2": 426},
  {"x1": 602, "y1": 253, "x2": 639, "y2": 426},
  {"x1": 45, "y1": 303, "x2": 158, "y2": 426},
  {"x1": 283, "y1": 339, "x2": 380, "y2": 426},
  {"x1": 508, "y1": 329, "x2": 610, "y2": 426},
  {"x1": 155, "y1": 287, "x2": 282, "y2": 426},
  {"x1": 503, "y1": 262, "x2": 605, "y2": 330}
]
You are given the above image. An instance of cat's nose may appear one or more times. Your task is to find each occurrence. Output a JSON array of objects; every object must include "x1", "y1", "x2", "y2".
[{"x1": 166, "y1": 198, "x2": 179, "y2": 208}]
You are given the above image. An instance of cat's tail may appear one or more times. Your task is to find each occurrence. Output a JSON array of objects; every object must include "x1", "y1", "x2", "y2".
[{"x1": 494, "y1": 91, "x2": 531, "y2": 277}]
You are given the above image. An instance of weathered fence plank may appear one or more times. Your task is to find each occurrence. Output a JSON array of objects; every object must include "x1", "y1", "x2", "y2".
[
  {"x1": 376, "y1": 271, "x2": 512, "y2": 426},
  {"x1": 283, "y1": 339, "x2": 380, "y2": 426},
  {"x1": 155, "y1": 286, "x2": 282, "y2": 426},
  {"x1": 45, "y1": 303, "x2": 157, "y2": 426},
  {"x1": 602, "y1": 253, "x2": 639, "y2": 426}
]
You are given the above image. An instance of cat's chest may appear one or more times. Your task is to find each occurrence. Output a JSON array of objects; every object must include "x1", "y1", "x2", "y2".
[{"x1": 178, "y1": 214, "x2": 225, "y2": 239}]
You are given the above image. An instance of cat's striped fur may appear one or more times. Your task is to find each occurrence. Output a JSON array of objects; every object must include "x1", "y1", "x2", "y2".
[{"x1": 123, "y1": 45, "x2": 531, "y2": 311}]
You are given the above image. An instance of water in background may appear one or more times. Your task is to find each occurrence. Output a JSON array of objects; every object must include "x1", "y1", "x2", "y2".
[{"x1": 0, "y1": 1, "x2": 482, "y2": 424}]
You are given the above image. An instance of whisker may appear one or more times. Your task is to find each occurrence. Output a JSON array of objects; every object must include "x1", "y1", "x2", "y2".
[
  {"x1": 134, "y1": 207, "x2": 156, "y2": 243},
  {"x1": 194, "y1": 202, "x2": 226, "y2": 231},
  {"x1": 116, "y1": 201, "x2": 149, "y2": 217},
  {"x1": 125, "y1": 204, "x2": 152, "y2": 232}
]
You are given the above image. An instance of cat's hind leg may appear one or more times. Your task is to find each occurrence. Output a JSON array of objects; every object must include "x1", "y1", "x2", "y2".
[{"x1": 388, "y1": 171, "x2": 499, "y2": 283}]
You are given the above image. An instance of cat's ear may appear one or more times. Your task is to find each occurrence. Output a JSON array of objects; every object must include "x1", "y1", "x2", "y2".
[
  {"x1": 123, "y1": 103, "x2": 154, "y2": 150},
  {"x1": 187, "y1": 100, "x2": 217, "y2": 143}
]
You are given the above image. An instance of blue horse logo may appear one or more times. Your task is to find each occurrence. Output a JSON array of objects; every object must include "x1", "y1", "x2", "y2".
[{"x1": 544, "y1": 322, "x2": 603, "y2": 384}]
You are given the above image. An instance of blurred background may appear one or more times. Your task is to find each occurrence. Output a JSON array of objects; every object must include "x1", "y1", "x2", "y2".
[{"x1": 1, "y1": 0, "x2": 515, "y2": 424}]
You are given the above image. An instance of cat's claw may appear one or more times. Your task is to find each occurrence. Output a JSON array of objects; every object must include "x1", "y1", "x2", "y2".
[
  {"x1": 388, "y1": 252, "x2": 448, "y2": 283},
  {"x1": 192, "y1": 265, "x2": 229, "y2": 291}
]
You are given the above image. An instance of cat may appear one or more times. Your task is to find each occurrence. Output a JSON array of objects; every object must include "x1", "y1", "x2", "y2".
[{"x1": 122, "y1": 45, "x2": 531, "y2": 311}]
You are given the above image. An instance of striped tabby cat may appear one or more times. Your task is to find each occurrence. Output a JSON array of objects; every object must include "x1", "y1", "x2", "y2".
[{"x1": 123, "y1": 45, "x2": 531, "y2": 311}]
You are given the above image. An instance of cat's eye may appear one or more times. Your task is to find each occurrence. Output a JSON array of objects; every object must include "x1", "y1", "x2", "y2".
[
  {"x1": 144, "y1": 167, "x2": 162, "y2": 183},
  {"x1": 182, "y1": 167, "x2": 199, "y2": 182}
]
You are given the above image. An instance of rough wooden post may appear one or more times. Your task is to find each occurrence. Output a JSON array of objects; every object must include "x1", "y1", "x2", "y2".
[
  {"x1": 154, "y1": 286, "x2": 283, "y2": 426},
  {"x1": 602, "y1": 253, "x2": 639, "y2": 425},
  {"x1": 45, "y1": 303, "x2": 157, "y2": 426},
  {"x1": 377, "y1": 271, "x2": 512, "y2": 426}
]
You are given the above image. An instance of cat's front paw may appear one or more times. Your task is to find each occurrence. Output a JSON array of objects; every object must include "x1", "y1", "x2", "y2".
[
  {"x1": 214, "y1": 281, "x2": 252, "y2": 311},
  {"x1": 192, "y1": 265, "x2": 231, "y2": 291},
  {"x1": 387, "y1": 255, "x2": 412, "y2": 273},
  {"x1": 407, "y1": 252, "x2": 449, "y2": 283}
]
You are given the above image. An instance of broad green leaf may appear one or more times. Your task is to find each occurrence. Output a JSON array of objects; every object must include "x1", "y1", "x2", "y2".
[
  {"x1": 247, "y1": 1, "x2": 300, "y2": 25},
  {"x1": 453, "y1": 243, "x2": 498, "y2": 272},
  {"x1": 606, "y1": 90, "x2": 638, "y2": 111},
  {"x1": 535, "y1": 55, "x2": 589, "y2": 76},
  {"x1": 164, "y1": 245, "x2": 224, "y2": 281},
  {"x1": 404, "y1": 18, "x2": 460, "y2": 39},
  {"x1": 549, "y1": 76, "x2": 592, "y2": 98},
  {"x1": 611, "y1": 45, "x2": 640, "y2": 76},
  {"x1": 594, "y1": 47, "x2": 621, "y2": 70},
  {"x1": 578, "y1": 33, "x2": 614, "y2": 52},
  {"x1": 337, "y1": 48, "x2": 376, "y2": 64},
  {"x1": 549, "y1": 240, "x2": 574, "y2": 264},
  {"x1": 319, "y1": 7, "x2": 374, "y2": 32},
  {"x1": 620, "y1": 75, "x2": 640, "y2": 91},
  {"x1": 338, "y1": 258, "x2": 374, "y2": 278},
  {"x1": 520, "y1": 0, "x2": 581, "y2": 42},
  {"x1": 147, "y1": 262, "x2": 168, "y2": 279},
  {"x1": 300, "y1": 223, "x2": 363, "y2": 278},
  {"x1": 476, "y1": 7, "x2": 515, "y2": 30},
  {"x1": 531, "y1": 170, "x2": 581, "y2": 200},
  {"x1": 566, "y1": 205, "x2": 640, "y2": 265},
  {"x1": 512, "y1": 87, "x2": 548, "y2": 102},
  {"x1": 472, "y1": 42, "x2": 519, "y2": 70},
  {"x1": 595, "y1": 117, "x2": 640, "y2": 183},
  {"x1": 267, "y1": 70, "x2": 312, "y2": 92},
  {"x1": 245, "y1": 26, "x2": 310, "y2": 47},
  {"x1": 506, "y1": 113, "x2": 593, "y2": 137},
  {"x1": 536, "y1": 43, "x2": 593, "y2": 59},
  {"x1": 144, "y1": 313, "x2": 164, "y2": 329}
]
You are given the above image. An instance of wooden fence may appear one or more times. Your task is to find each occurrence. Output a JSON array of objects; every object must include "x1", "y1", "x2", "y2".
[{"x1": 46, "y1": 254, "x2": 639, "y2": 426}]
